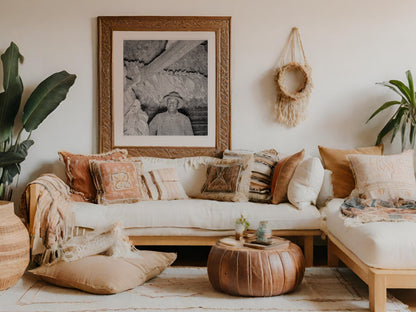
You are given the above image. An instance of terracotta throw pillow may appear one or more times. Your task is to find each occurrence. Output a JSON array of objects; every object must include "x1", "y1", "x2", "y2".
[
  {"x1": 29, "y1": 251, "x2": 177, "y2": 294},
  {"x1": 348, "y1": 150, "x2": 416, "y2": 200},
  {"x1": 89, "y1": 159, "x2": 149, "y2": 204},
  {"x1": 271, "y1": 149, "x2": 305, "y2": 204},
  {"x1": 318, "y1": 145, "x2": 383, "y2": 198},
  {"x1": 58, "y1": 149, "x2": 128, "y2": 202},
  {"x1": 199, "y1": 156, "x2": 253, "y2": 202}
]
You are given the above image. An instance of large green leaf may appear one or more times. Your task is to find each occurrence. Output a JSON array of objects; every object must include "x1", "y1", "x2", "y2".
[
  {"x1": 406, "y1": 70, "x2": 415, "y2": 108},
  {"x1": 389, "y1": 79, "x2": 412, "y2": 104},
  {"x1": 410, "y1": 123, "x2": 416, "y2": 148},
  {"x1": 22, "y1": 71, "x2": 76, "y2": 132},
  {"x1": 0, "y1": 43, "x2": 24, "y2": 143},
  {"x1": 1, "y1": 42, "x2": 23, "y2": 90},
  {"x1": 0, "y1": 163, "x2": 20, "y2": 184},
  {"x1": 376, "y1": 116, "x2": 396, "y2": 145},
  {"x1": 0, "y1": 139, "x2": 34, "y2": 167},
  {"x1": 366, "y1": 100, "x2": 401, "y2": 123},
  {"x1": 390, "y1": 108, "x2": 406, "y2": 143},
  {"x1": 401, "y1": 119, "x2": 407, "y2": 151}
]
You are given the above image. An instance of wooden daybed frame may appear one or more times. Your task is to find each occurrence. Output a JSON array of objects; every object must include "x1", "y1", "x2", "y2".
[
  {"x1": 26, "y1": 184, "x2": 320, "y2": 267},
  {"x1": 327, "y1": 232, "x2": 416, "y2": 312}
]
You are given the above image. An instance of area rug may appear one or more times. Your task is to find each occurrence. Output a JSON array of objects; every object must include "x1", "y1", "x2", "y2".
[{"x1": 0, "y1": 267, "x2": 409, "y2": 312}]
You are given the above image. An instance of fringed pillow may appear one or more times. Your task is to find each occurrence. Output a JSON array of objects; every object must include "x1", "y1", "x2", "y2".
[
  {"x1": 58, "y1": 149, "x2": 128, "y2": 202},
  {"x1": 199, "y1": 155, "x2": 254, "y2": 202},
  {"x1": 89, "y1": 159, "x2": 149, "y2": 205}
]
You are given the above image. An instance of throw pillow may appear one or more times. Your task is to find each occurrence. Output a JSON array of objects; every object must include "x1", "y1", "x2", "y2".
[
  {"x1": 29, "y1": 251, "x2": 177, "y2": 294},
  {"x1": 287, "y1": 157, "x2": 324, "y2": 209},
  {"x1": 141, "y1": 168, "x2": 188, "y2": 200},
  {"x1": 58, "y1": 149, "x2": 128, "y2": 202},
  {"x1": 347, "y1": 150, "x2": 416, "y2": 200},
  {"x1": 318, "y1": 144, "x2": 383, "y2": 198},
  {"x1": 316, "y1": 169, "x2": 334, "y2": 208},
  {"x1": 199, "y1": 155, "x2": 254, "y2": 202},
  {"x1": 89, "y1": 159, "x2": 149, "y2": 205},
  {"x1": 223, "y1": 149, "x2": 279, "y2": 203},
  {"x1": 271, "y1": 149, "x2": 305, "y2": 204}
]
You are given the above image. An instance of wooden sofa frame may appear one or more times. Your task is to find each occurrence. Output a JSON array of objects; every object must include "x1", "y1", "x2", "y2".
[
  {"x1": 327, "y1": 232, "x2": 416, "y2": 312},
  {"x1": 26, "y1": 183, "x2": 320, "y2": 267}
]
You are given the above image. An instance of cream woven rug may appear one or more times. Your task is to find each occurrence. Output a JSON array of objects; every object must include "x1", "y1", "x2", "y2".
[{"x1": 0, "y1": 267, "x2": 409, "y2": 312}]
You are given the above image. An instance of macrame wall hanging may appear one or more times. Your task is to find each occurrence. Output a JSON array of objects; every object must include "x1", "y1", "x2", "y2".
[{"x1": 274, "y1": 27, "x2": 313, "y2": 127}]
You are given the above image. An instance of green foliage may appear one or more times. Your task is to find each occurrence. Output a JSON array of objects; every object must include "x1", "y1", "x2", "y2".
[
  {"x1": 367, "y1": 70, "x2": 416, "y2": 151},
  {"x1": 235, "y1": 214, "x2": 250, "y2": 230},
  {"x1": 0, "y1": 42, "x2": 76, "y2": 200}
]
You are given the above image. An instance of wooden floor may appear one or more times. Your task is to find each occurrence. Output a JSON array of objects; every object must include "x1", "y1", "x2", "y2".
[{"x1": 140, "y1": 245, "x2": 416, "y2": 310}]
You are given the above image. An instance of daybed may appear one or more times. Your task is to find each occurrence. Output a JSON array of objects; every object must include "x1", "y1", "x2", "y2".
[
  {"x1": 321, "y1": 149, "x2": 416, "y2": 312},
  {"x1": 21, "y1": 153, "x2": 324, "y2": 267}
]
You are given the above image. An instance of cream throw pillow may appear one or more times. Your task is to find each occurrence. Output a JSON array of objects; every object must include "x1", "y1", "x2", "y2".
[
  {"x1": 287, "y1": 157, "x2": 324, "y2": 209},
  {"x1": 348, "y1": 150, "x2": 416, "y2": 200},
  {"x1": 29, "y1": 251, "x2": 177, "y2": 294}
]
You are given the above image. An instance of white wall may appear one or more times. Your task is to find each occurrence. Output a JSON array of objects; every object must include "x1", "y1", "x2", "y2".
[{"x1": 0, "y1": 0, "x2": 415, "y2": 204}]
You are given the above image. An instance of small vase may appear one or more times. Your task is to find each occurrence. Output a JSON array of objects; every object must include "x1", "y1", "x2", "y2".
[
  {"x1": 235, "y1": 223, "x2": 245, "y2": 240},
  {"x1": 256, "y1": 220, "x2": 271, "y2": 241},
  {"x1": 0, "y1": 201, "x2": 30, "y2": 290}
]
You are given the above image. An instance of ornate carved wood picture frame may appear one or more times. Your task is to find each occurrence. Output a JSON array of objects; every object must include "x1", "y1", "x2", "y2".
[{"x1": 98, "y1": 16, "x2": 231, "y2": 158}]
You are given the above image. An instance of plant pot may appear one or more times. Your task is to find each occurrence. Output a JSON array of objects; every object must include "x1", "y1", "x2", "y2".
[
  {"x1": 235, "y1": 223, "x2": 245, "y2": 240},
  {"x1": 0, "y1": 201, "x2": 30, "y2": 290}
]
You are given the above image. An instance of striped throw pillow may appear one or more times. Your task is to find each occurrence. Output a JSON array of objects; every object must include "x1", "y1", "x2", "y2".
[
  {"x1": 223, "y1": 149, "x2": 279, "y2": 203},
  {"x1": 142, "y1": 168, "x2": 188, "y2": 200}
]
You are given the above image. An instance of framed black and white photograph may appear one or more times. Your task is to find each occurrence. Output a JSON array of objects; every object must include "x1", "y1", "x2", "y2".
[{"x1": 98, "y1": 16, "x2": 231, "y2": 158}]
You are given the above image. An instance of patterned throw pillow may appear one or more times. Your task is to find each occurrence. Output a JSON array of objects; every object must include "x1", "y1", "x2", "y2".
[
  {"x1": 271, "y1": 149, "x2": 305, "y2": 204},
  {"x1": 318, "y1": 145, "x2": 384, "y2": 198},
  {"x1": 347, "y1": 150, "x2": 416, "y2": 200},
  {"x1": 223, "y1": 149, "x2": 279, "y2": 203},
  {"x1": 141, "y1": 168, "x2": 188, "y2": 200},
  {"x1": 89, "y1": 160, "x2": 149, "y2": 205},
  {"x1": 58, "y1": 149, "x2": 128, "y2": 202},
  {"x1": 199, "y1": 156, "x2": 253, "y2": 202}
]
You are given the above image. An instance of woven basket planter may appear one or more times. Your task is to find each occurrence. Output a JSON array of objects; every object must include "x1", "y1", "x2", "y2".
[{"x1": 0, "y1": 201, "x2": 29, "y2": 290}]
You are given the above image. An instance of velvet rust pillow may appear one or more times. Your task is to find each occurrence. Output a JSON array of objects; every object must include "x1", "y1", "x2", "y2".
[
  {"x1": 318, "y1": 144, "x2": 383, "y2": 198},
  {"x1": 89, "y1": 159, "x2": 150, "y2": 204},
  {"x1": 58, "y1": 149, "x2": 128, "y2": 202},
  {"x1": 271, "y1": 149, "x2": 305, "y2": 204}
]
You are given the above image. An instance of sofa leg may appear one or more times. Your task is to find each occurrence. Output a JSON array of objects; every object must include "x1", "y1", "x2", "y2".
[
  {"x1": 304, "y1": 236, "x2": 313, "y2": 267},
  {"x1": 368, "y1": 270, "x2": 386, "y2": 312},
  {"x1": 327, "y1": 239, "x2": 340, "y2": 267}
]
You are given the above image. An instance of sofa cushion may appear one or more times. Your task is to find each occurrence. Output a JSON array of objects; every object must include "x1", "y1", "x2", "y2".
[
  {"x1": 271, "y1": 149, "x2": 305, "y2": 204},
  {"x1": 137, "y1": 156, "x2": 218, "y2": 197},
  {"x1": 71, "y1": 199, "x2": 322, "y2": 232},
  {"x1": 323, "y1": 198, "x2": 416, "y2": 269},
  {"x1": 149, "y1": 168, "x2": 188, "y2": 200},
  {"x1": 89, "y1": 159, "x2": 149, "y2": 204},
  {"x1": 199, "y1": 156, "x2": 253, "y2": 202},
  {"x1": 287, "y1": 157, "x2": 324, "y2": 209},
  {"x1": 318, "y1": 144, "x2": 383, "y2": 198},
  {"x1": 347, "y1": 150, "x2": 416, "y2": 200},
  {"x1": 29, "y1": 251, "x2": 177, "y2": 294},
  {"x1": 58, "y1": 149, "x2": 128, "y2": 202},
  {"x1": 223, "y1": 149, "x2": 279, "y2": 203}
]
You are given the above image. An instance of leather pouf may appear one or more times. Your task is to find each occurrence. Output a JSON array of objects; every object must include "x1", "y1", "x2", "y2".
[
  {"x1": 0, "y1": 201, "x2": 30, "y2": 290},
  {"x1": 207, "y1": 240, "x2": 305, "y2": 297}
]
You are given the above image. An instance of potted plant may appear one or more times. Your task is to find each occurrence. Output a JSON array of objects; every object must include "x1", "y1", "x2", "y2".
[
  {"x1": 366, "y1": 70, "x2": 416, "y2": 151},
  {"x1": 235, "y1": 214, "x2": 250, "y2": 240},
  {"x1": 0, "y1": 42, "x2": 76, "y2": 200}
]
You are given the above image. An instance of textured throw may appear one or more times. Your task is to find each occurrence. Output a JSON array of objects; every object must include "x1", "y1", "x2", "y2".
[
  {"x1": 19, "y1": 174, "x2": 75, "y2": 265},
  {"x1": 0, "y1": 267, "x2": 408, "y2": 312},
  {"x1": 341, "y1": 197, "x2": 416, "y2": 226}
]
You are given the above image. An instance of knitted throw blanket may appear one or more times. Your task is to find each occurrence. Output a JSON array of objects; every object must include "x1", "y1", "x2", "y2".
[{"x1": 341, "y1": 196, "x2": 416, "y2": 226}]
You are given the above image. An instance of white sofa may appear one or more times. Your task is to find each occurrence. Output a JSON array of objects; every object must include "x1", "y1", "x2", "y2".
[{"x1": 24, "y1": 155, "x2": 325, "y2": 267}]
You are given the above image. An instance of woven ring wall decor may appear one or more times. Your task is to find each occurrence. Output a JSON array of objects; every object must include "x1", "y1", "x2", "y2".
[{"x1": 275, "y1": 62, "x2": 312, "y2": 101}]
